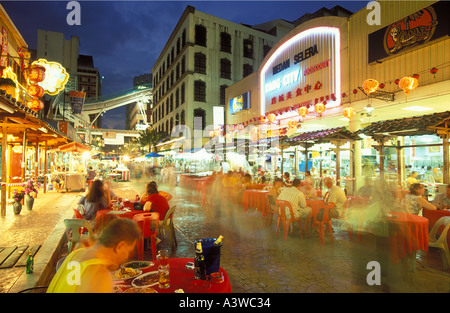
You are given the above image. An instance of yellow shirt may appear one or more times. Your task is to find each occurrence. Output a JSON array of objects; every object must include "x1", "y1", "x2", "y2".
[{"x1": 47, "y1": 248, "x2": 113, "y2": 293}]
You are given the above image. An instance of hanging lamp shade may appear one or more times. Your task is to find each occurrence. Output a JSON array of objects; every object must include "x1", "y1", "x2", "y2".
[
  {"x1": 27, "y1": 98, "x2": 44, "y2": 111},
  {"x1": 27, "y1": 84, "x2": 45, "y2": 98},
  {"x1": 267, "y1": 113, "x2": 276, "y2": 123}
]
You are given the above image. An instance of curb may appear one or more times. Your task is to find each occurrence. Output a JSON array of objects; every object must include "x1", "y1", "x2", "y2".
[{"x1": 8, "y1": 193, "x2": 81, "y2": 293}]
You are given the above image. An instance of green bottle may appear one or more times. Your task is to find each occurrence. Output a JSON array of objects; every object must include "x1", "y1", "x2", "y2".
[{"x1": 26, "y1": 250, "x2": 34, "y2": 274}]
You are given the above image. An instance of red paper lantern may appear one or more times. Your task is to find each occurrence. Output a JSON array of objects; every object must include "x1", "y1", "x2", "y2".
[
  {"x1": 27, "y1": 98, "x2": 44, "y2": 111},
  {"x1": 430, "y1": 67, "x2": 438, "y2": 74},
  {"x1": 27, "y1": 84, "x2": 45, "y2": 98},
  {"x1": 412, "y1": 74, "x2": 420, "y2": 79},
  {"x1": 379, "y1": 83, "x2": 385, "y2": 89},
  {"x1": 342, "y1": 93, "x2": 347, "y2": 98},
  {"x1": 259, "y1": 116, "x2": 266, "y2": 123},
  {"x1": 343, "y1": 107, "x2": 356, "y2": 119},
  {"x1": 352, "y1": 89, "x2": 358, "y2": 94},
  {"x1": 28, "y1": 65, "x2": 46, "y2": 83}
]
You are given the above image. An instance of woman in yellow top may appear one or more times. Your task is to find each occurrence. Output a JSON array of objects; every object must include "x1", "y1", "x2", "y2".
[{"x1": 47, "y1": 219, "x2": 140, "y2": 293}]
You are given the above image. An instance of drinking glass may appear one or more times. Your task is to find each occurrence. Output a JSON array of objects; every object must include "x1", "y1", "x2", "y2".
[
  {"x1": 158, "y1": 265, "x2": 170, "y2": 289},
  {"x1": 157, "y1": 249, "x2": 169, "y2": 266}
]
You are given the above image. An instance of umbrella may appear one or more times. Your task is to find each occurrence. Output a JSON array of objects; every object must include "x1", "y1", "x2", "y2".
[{"x1": 145, "y1": 152, "x2": 165, "y2": 158}]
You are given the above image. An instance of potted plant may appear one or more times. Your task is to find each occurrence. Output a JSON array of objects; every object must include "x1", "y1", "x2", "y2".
[
  {"x1": 12, "y1": 189, "x2": 25, "y2": 214},
  {"x1": 22, "y1": 178, "x2": 41, "y2": 211}
]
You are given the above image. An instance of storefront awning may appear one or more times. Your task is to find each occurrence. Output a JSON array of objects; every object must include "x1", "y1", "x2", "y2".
[
  {"x1": 57, "y1": 142, "x2": 92, "y2": 153},
  {"x1": 358, "y1": 111, "x2": 450, "y2": 138},
  {"x1": 284, "y1": 127, "x2": 360, "y2": 145}
]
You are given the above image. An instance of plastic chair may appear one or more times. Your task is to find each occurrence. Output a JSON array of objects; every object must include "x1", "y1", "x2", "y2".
[
  {"x1": 64, "y1": 219, "x2": 95, "y2": 253},
  {"x1": 310, "y1": 202, "x2": 334, "y2": 245},
  {"x1": 428, "y1": 216, "x2": 450, "y2": 271},
  {"x1": 159, "y1": 205, "x2": 177, "y2": 248},
  {"x1": 275, "y1": 200, "x2": 304, "y2": 240},
  {"x1": 265, "y1": 194, "x2": 278, "y2": 226},
  {"x1": 331, "y1": 199, "x2": 353, "y2": 239},
  {"x1": 133, "y1": 212, "x2": 159, "y2": 260}
]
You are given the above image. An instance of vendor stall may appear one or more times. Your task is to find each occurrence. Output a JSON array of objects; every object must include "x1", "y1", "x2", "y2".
[{"x1": 56, "y1": 142, "x2": 92, "y2": 192}]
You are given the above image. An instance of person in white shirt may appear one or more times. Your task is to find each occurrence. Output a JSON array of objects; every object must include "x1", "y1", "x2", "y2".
[
  {"x1": 323, "y1": 177, "x2": 347, "y2": 217},
  {"x1": 299, "y1": 178, "x2": 318, "y2": 199},
  {"x1": 277, "y1": 178, "x2": 311, "y2": 219}
]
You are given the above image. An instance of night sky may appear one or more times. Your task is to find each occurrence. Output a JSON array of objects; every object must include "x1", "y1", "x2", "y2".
[{"x1": 1, "y1": 0, "x2": 367, "y2": 129}]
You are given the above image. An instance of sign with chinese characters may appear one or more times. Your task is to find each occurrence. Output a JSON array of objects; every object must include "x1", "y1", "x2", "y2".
[
  {"x1": 1, "y1": 27, "x2": 7, "y2": 68},
  {"x1": 368, "y1": 1, "x2": 449, "y2": 63},
  {"x1": 260, "y1": 27, "x2": 341, "y2": 116},
  {"x1": 229, "y1": 92, "x2": 250, "y2": 114}
]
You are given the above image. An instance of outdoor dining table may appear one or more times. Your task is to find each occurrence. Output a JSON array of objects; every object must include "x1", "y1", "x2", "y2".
[
  {"x1": 242, "y1": 189, "x2": 269, "y2": 216},
  {"x1": 114, "y1": 257, "x2": 232, "y2": 293},
  {"x1": 386, "y1": 212, "x2": 429, "y2": 267},
  {"x1": 95, "y1": 208, "x2": 144, "y2": 230}
]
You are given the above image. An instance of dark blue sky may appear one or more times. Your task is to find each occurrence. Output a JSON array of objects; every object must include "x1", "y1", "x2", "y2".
[{"x1": 1, "y1": 1, "x2": 367, "y2": 129}]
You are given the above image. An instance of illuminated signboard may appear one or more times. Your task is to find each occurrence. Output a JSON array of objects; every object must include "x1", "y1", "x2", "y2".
[
  {"x1": 229, "y1": 92, "x2": 250, "y2": 114},
  {"x1": 260, "y1": 27, "x2": 341, "y2": 116},
  {"x1": 31, "y1": 59, "x2": 70, "y2": 95}
]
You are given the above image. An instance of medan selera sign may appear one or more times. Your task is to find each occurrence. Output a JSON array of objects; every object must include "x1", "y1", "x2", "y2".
[{"x1": 260, "y1": 27, "x2": 341, "y2": 116}]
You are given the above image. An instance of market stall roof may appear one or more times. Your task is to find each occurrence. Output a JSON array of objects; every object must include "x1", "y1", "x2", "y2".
[
  {"x1": 284, "y1": 127, "x2": 360, "y2": 145},
  {"x1": 357, "y1": 111, "x2": 450, "y2": 138},
  {"x1": 57, "y1": 141, "x2": 92, "y2": 153}
]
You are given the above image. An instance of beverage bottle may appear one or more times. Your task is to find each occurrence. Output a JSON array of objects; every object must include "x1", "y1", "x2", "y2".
[
  {"x1": 194, "y1": 241, "x2": 207, "y2": 280},
  {"x1": 213, "y1": 235, "x2": 223, "y2": 246},
  {"x1": 26, "y1": 250, "x2": 34, "y2": 274}
]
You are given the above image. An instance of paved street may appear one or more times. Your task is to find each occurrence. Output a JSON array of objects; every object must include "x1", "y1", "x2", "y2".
[{"x1": 1, "y1": 179, "x2": 449, "y2": 293}]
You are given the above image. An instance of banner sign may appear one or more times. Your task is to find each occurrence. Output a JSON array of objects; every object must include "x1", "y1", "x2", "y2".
[
  {"x1": 1, "y1": 27, "x2": 8, "y2": 67},
  {"x1": 69, "y1": 91, "x2": 86, "y2": 114},
  {"x1": 368, "y1": 1, "x2": 449, "y2": 63},
  {"x1": 229, "y1": 92, "x2": 250, "y2": 114}
]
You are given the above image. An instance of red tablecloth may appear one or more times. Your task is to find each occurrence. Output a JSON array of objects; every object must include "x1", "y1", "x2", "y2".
[
  {"x1": 242, "y1": 189, "x2": 269, "y2": 216},
  {"x1": 95, "y1": 209, "x2": 145, "y2": 231},
  {"x1": 114, "y1": 258, "x2": 232, "y2": 293},
  {"x1": 387, "y1": 212, "x2": 429, "y2": 264}
]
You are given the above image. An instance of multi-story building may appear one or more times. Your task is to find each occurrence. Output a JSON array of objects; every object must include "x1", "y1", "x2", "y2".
[
  {"x1": 126, "y1": 73, "x2": 152, "y2": 130},
  {"x1": 36, "y1": 30, "x2": 102, "y2": 128},
  {"x1": 151, "y1": 5, "x2": 293, "y2": 149}
]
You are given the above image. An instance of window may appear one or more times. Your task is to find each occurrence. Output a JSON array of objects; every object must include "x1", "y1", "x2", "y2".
[
  {"x1": 170, "y1": 117, "x2": 173, "y2": 133},
  {"x1": 175, "y1": 88, "x2": 180, "y2": 108},
  {"x1": 195, "y1": 24, "x2": 207, "y2": 47},
  {"x1": 243, "y1": 64, "x2": 253, "y2": 78},
  {"x1": 181, "y1": 56, "x2": 186, "y2": 74},
  {"x1": 194, "y1": 108, "x2": 206, "y2": 130},
  {"x1": 166, "y1": 120, "x2": 169, "y2": 134},
  {"x1": 181, "y1": 83, "x2": 185, "y2": 104},
  {"x1": 220, "y1": 85, "x2": 227, "y2": 105},
  {"x1": 170, "y1": 94, "x2": 174, "y2": 112},
  {"x1": 176, "y1": 113, "x2": 180, "y2": 125},
  {"x1": 194, "y1": 80, "x2": 206, "y2": 102},
  {"x1": 181, "y1": 110, "x2": 185, "y2": 125},
  {"x1": 220, "y1": 58, "x2": 231, "y2": 79},
  {"x1": 220, "y1": 32, "x2": 231, "y2": 53},
  {"x1": 182, "y1": 29, "x2": 186, "y2": 47},
  {"x1": 194, "y1": 52, "x2": 206, "y2": 74},
  {"x1": 263, "y1": 44, "x2": 271, "y2": 58},
  {"x1": 166, "y1": 100, "x2": 169, "y2": 115},
  {"x1": 176, "y1": 63, "x2": 180, "y2": 81},
  {"x1": 243, "y1": 39, "x2": 253, "y2": 59}
]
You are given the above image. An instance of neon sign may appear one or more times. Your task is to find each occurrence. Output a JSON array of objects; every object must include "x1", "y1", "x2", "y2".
[
  {"x1": 260, "y1": 27, "x2": 341, "y2": 117},
  {"x1": 31, "y1": 59, "x2": 70, "y2": 96}
]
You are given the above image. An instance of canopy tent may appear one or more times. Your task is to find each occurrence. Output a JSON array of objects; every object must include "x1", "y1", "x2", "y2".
[{"x1": 145, "y1": 152, "x2": 165, "y2": 158}]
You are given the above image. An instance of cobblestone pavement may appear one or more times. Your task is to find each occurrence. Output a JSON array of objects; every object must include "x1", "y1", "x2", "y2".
[{"x1": 1, "y1": 179, "x2": 449, "y2": 293}]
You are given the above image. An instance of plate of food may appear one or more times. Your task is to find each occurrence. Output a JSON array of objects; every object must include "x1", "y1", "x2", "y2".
[
  {"x1": 113, "y1": 267, "x2": 142, "y2": 281},
  {"x1": 113, "y1": 285, "x2": 131, "y2": 293},
  {"x1": 122, "y1": 260, "x2": 154, "y2": 270},
  {"x1": 132, "y1": 271, "x2": 159, "y2": 288},
  {"x1": 124, "y1": 287, "x2": 158, "y2": 293}
]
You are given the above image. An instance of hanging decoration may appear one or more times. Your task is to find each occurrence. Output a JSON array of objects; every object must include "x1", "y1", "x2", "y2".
[
  {"x1": 314, "y1": 103, "x2": 326, "y2": 115},
  {"x1": 430, "y1": 67, "x2": 438, "y2": 75},
  {"x1": 298, "y1": 106, "x2": 308, "y2": 117},
  {"x1": 343, "y1": 107, "x2": 356, "y2": 119},
  {"x1": 398, "y1": 76, "x2": 419, "y2": 94},
  {"x1": 362, "y1": 79, "x2": 379, "y2": 94},
  {"x1": 267, "y1": 113, "x2": 276, "y2": 123}
]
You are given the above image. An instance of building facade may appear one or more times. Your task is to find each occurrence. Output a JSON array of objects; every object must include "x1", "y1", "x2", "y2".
[
  {"x1": 151, "y1": 5, "x2": 293, "y2": 150},
  {"x1": 126, "y1": 73, "x2": 152, "y2": 130},
  {"x1": 225, "y1": 1, "x2": 450, "y2": 192}
]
